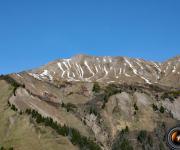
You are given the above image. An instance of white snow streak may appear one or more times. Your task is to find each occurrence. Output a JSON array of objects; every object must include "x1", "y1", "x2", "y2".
[
  {"x1": 66, "y1": 59, "x2": 71, "y2": 68},
  {"x1": 95, "y1": 66, "x2": 98, "y2": 73},
  {"x1": 75, "y1": 63, "x2": 80, "y2": 77},
  {"x1": 122, "y1": 63, "x2": 127, "y2": 74},
  {"x1": 172, "y1": 65, "x2": 176, "y2": 73},
  {"x1": 140, "y1": 76, "x2": 151, "y2": 84},
  {"x1": 135, "y1": 59, "x2": 144, "y2": 70},
  {"x1": 114, "y1": 68, "x2": 117, "y2": 76},
  {"x1": 84, "y1": 61, "x2": 95, "y2": 76},
  {"x1": 124, "y1": 73, "x2": 131, "y2": 77},
  {"x1": 57, "y1": 62, "x2": 66, "y2": 78},
  {"x1": 79, "y1": 64, "x2": 84, "y2": 78},
  {"x1": 124, "y1": 58, "x2": 151, "y2": 84},
  {"x1": 62, "y1": 61, "x2": 69, "y2": 70},
  {"x1": 16, "y1": 73, "x2": 23, "y2": 78},
  {"x1": 98, "y1": 64, "x2": 101, "y2": 70},
  {"x1": 75, "y1": 63, "x2": 84, "y2": 78},
  {"x1": 104, "y1": 66, "x2": 108, "y2": 76},
  {"x1": 124, "y1": 58, "x2": 138, "y2": 75},
  {"x1": 62, "y1": 60, "x2": 75, "y2": 80},
  {"x1": 107, "y1": 81, "x2": 115, "y2": 83},
  {"x1": 152, "y1": 62, "x2": 161, "y2": 72},
  {"x1": 164, "y1": 62, "x2": 170, "y2": 73},
  {"x1": 119, "y1": 68, "x2": 122, "y2": 74}
]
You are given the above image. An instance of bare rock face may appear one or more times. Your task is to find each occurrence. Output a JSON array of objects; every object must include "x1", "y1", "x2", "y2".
[
  {"x1": 162, "y1": 97, "x2": 180, "y2": 120},
  {"x1": 85, "y1": 113, "x2": 109, "y2": 147},
  {"x1": 26, "y1": 55, "x2": 180, "y2": 87}
]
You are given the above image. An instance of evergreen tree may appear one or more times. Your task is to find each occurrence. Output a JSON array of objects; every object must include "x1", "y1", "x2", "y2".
[{"x1": 92, "y1": 82, "x2": 101, "y2": 93}]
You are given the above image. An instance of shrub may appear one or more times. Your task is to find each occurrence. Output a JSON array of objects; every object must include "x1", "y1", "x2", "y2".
[
  {"x1": 121, "y1": 126, "x2": 129, "y2": 134},
  {"x1": 159, "y1": 142, "x2": 165, "y2": 150},
  {"x1": 152, "y1": 103, "x2": 158, "y2": 111},
  {"x1": 137, "y1": 130, "x2": 147, "y2": 143},
  {"x1": 120, "y1": 139, "x2": 133, "y2": 150},
  {"x1": 19, "y1": 111, "x2": 23, "y2": 115},
  {"x1": 0, "y1": 146, "x2": 5, "y2": 150},
  {"x1": 147, "y1": 135, "x2": 153, "y2": 146},
  {"x1": 92, "y1": 82, "x2": 101, "y2": 93},
  {"x1": 101, "y1": 103, "x2": 105, "y2": 109},
  {"x1": 25, "y1": 109, "x2": 32, "y2": 114},
  {"x1": 101, "y1": 84, "x2": 121, "y2": 109},
  {"x1": 112, "y1": 127, "x2": 133, "y2": 150},
  {"x1": 159, "y1": 106, "x2": 165, "y2": 113},
  {"x1": 62, "y1": 103, "x2": 77, "y2": 112},
  {"x1": 7, "y1": 101, "x2": 11, "y2": 106},
  {"x1": 11, "y1": 104, "x2": 18, "y2": 111},
  {"x1": 161, "y1": 91, "x2": 180, "y2": 102},
  {"x1": 105, "y1": 84, "x2": 119, "y2": 96},
  {"x1": 89, "y1": 106, "x2": 98, "y2": 116},
  {"x1": 61, "y1": 102, "x2": 65, "y2": 107},
  {"x1": 134, "y1": 103, "x2": 138, "y2": 111},
  {"x1": 0, "y1": 146, "x2": 14, "y2": 150}
]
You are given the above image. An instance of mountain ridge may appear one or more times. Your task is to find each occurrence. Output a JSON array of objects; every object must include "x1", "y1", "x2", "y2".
[{"x1": 22, "y1": 55, "x2": 180, "y2": 88}]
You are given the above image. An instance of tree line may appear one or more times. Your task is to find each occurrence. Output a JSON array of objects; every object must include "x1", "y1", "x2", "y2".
[{"x1": 24, "y1": 109, "x2": 101, "y2": 150}]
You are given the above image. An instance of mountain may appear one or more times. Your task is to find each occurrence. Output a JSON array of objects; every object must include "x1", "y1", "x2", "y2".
[
  {"x1": 0, "y1": 55, "x2": 180, "y2": 150},
  {"x1": 27, "y1": 55, "x2": 180, "y2": 87}
]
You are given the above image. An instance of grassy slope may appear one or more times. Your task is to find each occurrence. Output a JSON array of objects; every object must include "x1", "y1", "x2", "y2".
[{"x1": 0, "y1": 80, "x2": 78, "y2": 150}]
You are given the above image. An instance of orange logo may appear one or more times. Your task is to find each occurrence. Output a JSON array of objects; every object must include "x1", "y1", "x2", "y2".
[{"x1": 167, "y1": 126, "x2": 180, "y2": 149}]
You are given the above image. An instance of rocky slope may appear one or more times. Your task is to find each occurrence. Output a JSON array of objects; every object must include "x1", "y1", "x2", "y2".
[{"x1": 0, "y1": 55, "x2": 180, "y2": 150}]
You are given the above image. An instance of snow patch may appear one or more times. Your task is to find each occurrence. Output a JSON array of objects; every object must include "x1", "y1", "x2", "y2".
[
  {"x1": 109, "y1": 58, "x2": 112, "y2": 63},
  {"x1": 29, "y1": 73, "x2": 42, "y2": 80},
  {"x1": 40, "y1": 70, "x2": 53, "y2": 81},
  {"x1": 103, "y1": 57, "x2": 107, "y2": 62}
]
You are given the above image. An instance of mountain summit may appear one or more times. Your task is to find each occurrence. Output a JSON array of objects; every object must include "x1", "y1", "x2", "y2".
[{"x1": 26, "y1": 55, "x2": 180, "y2": 87}]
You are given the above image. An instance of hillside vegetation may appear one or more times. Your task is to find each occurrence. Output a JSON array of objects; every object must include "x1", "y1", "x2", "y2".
[{"x1": 0, "y1": 80, "x2": 78, "y2": 150}]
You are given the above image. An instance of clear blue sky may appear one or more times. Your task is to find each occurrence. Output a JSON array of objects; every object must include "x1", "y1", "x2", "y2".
[{"x1": 0, "y1": 0, "x2": 180, "y2": 74}]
